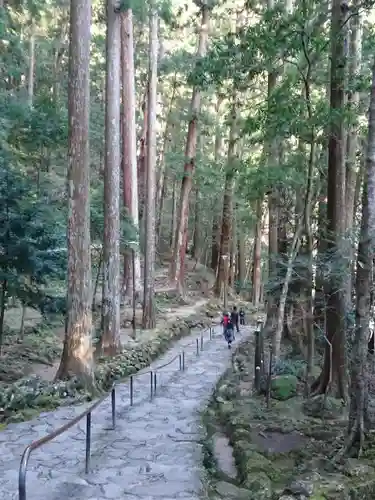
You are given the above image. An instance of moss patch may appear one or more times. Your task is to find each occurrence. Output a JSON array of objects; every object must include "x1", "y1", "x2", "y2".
[{"x1": 271, "y1": 375, "x2": 298, "y2": 401}]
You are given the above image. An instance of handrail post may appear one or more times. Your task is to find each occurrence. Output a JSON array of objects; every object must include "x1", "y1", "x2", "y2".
[
  {"x1": 19, "y1": 447, "x2": 31, "y2": 500},
  {"x1": 196, "y1": 338, "x2": 199, "y2": 355},
  {"x1": 130, "y1": 375, "x2": 134, "y2": 406},
  {"x1": 111, "y1": 387, "x2": 116, "y2": 430},
  {"x1": 182, "y1": 351, "x2": 185, "y2": 370},
  {"x1": 254, "y1": 330, "x2": 261, "y2": 393},
  {"x1": 179, "y1": 353, "x2": 182, "y2": 370},
  {"x1": 153, "y1": 372, "x2": 157, "y2": 395},
  {"x1": 200, "y1": 333, "x2": 203, "y2": 350},
  {"x1": 85, "y1": 412, "x2": 91, "y2": 474},
  {"x1": 150, "y1": 371, "x2": 153, "y2": 400},
  {"x1": 209, "y1": 327, "x2": 212, "y2": 340}
]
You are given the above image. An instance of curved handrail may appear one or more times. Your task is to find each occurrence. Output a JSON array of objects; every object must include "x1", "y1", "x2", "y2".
[{"x1": 17, "y1": 323, "x2": 218, "y2": 500}]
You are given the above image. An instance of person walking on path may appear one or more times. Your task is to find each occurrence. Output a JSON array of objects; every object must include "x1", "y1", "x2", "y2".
[
  {"x1": 239, "y1": 307, "x2": 245, "y2": 325},
  {"x1": 221, "y1": 311, "x2": 234, "y2": 348},
  {"x1": 231, "y1": 306, "x2": 239, "y2": 335}
]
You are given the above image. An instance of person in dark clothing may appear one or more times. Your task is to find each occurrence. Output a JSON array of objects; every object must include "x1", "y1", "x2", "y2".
[
  {"x1": 231, "y1": 306, "x2": 239, "y2": 335},
  {"x1": 239, "y1": 308, "x2": 245, "y2": 325},
  {"x1": 221, "y1": 312, "x2": 234, "y2": 348}
]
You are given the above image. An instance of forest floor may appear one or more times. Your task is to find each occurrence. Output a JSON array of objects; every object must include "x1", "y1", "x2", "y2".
[
  {"x1": 204, "y1": 337, "x2": 375, "y2": 500},
  {"x1": 1, "y1": 257, "x2": 219, "y2": 385}
]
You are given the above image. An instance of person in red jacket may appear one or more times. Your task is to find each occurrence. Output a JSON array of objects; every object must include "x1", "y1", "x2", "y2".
[{"x1": 221, "y1": 312, "x2": 234, "y2": 348}]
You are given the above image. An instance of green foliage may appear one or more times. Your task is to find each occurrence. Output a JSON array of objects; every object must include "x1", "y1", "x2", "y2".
[
  {"x1": 273, "y1": 358, "x2": 306, "y2": 379},
  {"x1": 270, "y1": 375, "x2": 298, "y2": 401},
  {"x1": 0, "y1": 164, "x2": 66, "y2": 310},
  {"x1": 90, "y1": 184, "x2": 138, "y2": 251}
]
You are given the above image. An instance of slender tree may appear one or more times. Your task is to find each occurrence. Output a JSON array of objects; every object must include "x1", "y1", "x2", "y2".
[
  {"x1": 169, "y1": 2, "x2": 210, "y2": 294},
  {"x1": 142, "y1": 0, "x2": 158, "y2": 329},
  {"x1": 101, "y1": 0, "x2": 121, "y2": 354},
  {"x1": 343, "y1": 58, "x2": 375, "y2": 457},
  {"x1": 121, "y1": 7, "x2": 141, "y2": 297}
]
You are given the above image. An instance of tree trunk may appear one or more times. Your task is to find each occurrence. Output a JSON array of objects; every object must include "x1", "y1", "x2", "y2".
[
  {"x1": 314, "y1": 170, "x2": 327, "y2": 333},
  {"x1": 27, "y1": 26, "x2": 35, "y2": 108},
  {"x1": 265, "y1": 102, "x2": 279, "y2": 330},
  {"x1": 210, "y1": 96, "x2": 224, "y2": 273},
  {"x1": 56, "y1": 0, "x2": 94, "y2": 386},
  {"x1": 0, "y1": 280, "x2": 7, "y2": 354},
  {"x1": 313, "y1": 0, "x2": 349, "y2": 399},
  {"x1": 170, "y1": 174, "x2": 178, "y2": 249},
  {"x1": 252, "y1": 198, "x2": 263, "y2": 305},
  {"x1": 274, "y1": 223, "x2": 303, "y2": 358},
  {"x1": 215, "y1": 101, "x2": 237, "y2": 302},
  {"x1": 345, "y1": 5, "x2": 362, "y2": 232},
  {"x1": 230, "y1": 206, "x2": 237, "y2": 288},
  {"x1": 156, "y1": 74, "x2": 177, "y2": 242},
  {"x1": 237, "y1": 227, "x2": 246, "y2": 293},
  {"x1": 121, "y1": 8, "x2": 141, "y2": 297},
  {"x1": 138, "y1": 88, "x2": 148, "y2": 222},
  {"x1": 344, "y1": 4, "x2": 362, "y2": 310},
  {"x1": 302, "y1": 67, "x2": 315, "y2": 388},
  {"x1": 191, "y1": 185, "x2": 200, "y2": 261},
  {"x1": 344, "y1": 59, "x2": 375, "y2": 457},
  {"x1": 169, "y1": 4, "x2": 210, "y2": 293},
  {"x1": 142, "y1": 2, "x2": 158, "y2": 329},
  {"x1": 100, "y1": 0, "x2": 121, "y2": 355}
]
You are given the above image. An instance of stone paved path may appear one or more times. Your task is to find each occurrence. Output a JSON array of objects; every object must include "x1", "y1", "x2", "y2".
[{"x1": 0, "y1": 324, "x2": 252, "y2": 500}]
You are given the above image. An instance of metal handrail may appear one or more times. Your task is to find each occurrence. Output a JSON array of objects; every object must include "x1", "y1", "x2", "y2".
[{"x1": 17, "y1": 323, "x2": 218, "y2": 500}]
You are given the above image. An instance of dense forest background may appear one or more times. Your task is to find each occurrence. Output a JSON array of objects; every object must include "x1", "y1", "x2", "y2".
[{"x1": 2, "y1": 0, "x2": 375, "y2": 457}]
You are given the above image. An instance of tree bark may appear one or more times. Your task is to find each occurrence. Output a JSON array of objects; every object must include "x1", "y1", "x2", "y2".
[
  {"x1": 138, "y1": 88, "x2": 148, "y2": 222},
  {"x1": 313, "y1": 0, "x2": 349, "y2": 399},
  {"x1": 210, "y1": 96, "x2": 224, "y2": 273},
  {"x1": 344, "y1": 4, "x2": 362, "y2": 310},
  {"x1": 252, "y1": 198, "x2": 263, "y2": 305},
  {"x1": 56, "y1": 0, "x2": 94, "y2": 385},
  {"x1": 192, "y1": 185, "x2": 200, "y2": 261},
  {"x1": 156, "y1": 73, "x2": 178, "y2": 243},
  {"x1": 215, "y1": 101, "x2": 237, "y2": 301},
  {"x1": 101, "y1": 0, "x2": 121, "y2": 355},
  {"x1": 237, "y1": 225, "x2": 246, "y2": 293},
  {"x1": 121, "y1": 8, "x2": 141, "y2": 298},
  {"x1": 142, "y1": 2, "x2": 158, "y2": 329},
  {"x1": 170, "y1": 174, "x2": 178, "y2": 250},
  {"x1": 27, "y1": 25, "x2": 35, "y2": 108},
  {"x1": 343, "y1": 58, "x2": 375, "y2": 457},
  {"x1": 169, "y1": 4, "x2": 210, "y2": 293}
]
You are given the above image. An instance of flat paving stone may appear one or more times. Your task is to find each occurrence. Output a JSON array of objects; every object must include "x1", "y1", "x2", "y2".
[{"x1": 0, "y1": 325, "x2": 252, "y2": 500}]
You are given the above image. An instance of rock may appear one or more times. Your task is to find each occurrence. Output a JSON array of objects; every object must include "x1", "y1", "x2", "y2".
[
  {"x1": 212, "y1": 432, "x2": 237, "y2": 480},
  {"x1": 271, "y1": 375, "x2": 298, "y2": 401},
  {"x1": 278, "y1": 496, "x2": 296, "y2": 500},
  {"x1": 244, "y1": 450, "x2": 272, "y2": 475},
  {"x1": 214, "y1": 480, "x2": 251, "y2": 499},
  {"x1": 302, "y1": 395, "x2": 344, "y2": 419},
  {"x1": 348, "y1": 478, "x2": 375, "y2": 498},
  {"x1": 284, "y1": 477, "x2": 314, "y2": 496},
  {"x1": 244, "y1": 471, "x2": 272, "y2": 499},
  {"x1": 344, "y1": 458, "x2": 375, "y2": 477}
]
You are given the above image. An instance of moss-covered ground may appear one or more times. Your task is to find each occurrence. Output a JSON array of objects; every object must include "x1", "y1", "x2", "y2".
[{"x1": 203, "y1": 339, "x2": 375, "y2": 500}]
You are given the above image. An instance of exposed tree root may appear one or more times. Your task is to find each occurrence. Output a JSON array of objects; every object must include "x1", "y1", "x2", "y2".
[{"x1": 334, "y1": 413, "x2": 365, "y2": 461}]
